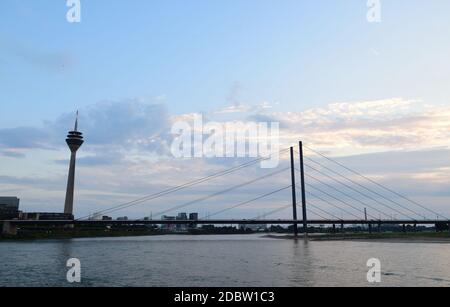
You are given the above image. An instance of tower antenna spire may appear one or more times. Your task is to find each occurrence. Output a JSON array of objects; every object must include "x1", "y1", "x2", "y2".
[{"x1": 74, "y1": 110, "x2": 79, "y2": 132}]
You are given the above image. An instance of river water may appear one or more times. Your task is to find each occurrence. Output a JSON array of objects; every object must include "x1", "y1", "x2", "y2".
[{"x1": 1, "y1": 234, "x2": 450, "y2": 287}]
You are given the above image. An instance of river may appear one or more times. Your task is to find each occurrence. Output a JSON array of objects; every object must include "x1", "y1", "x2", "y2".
[{"x1": 1, "y1": 234, "x2": 450, "y2": 287}]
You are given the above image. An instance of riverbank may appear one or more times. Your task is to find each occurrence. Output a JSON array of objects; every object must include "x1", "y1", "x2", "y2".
[{"x1": 265, "y1": 232, "x2": 450, "y2": 243}]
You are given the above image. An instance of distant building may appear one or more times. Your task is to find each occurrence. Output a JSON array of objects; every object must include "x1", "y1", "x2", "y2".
[
  {"x1": 162, "y1": 215, "x2": 176, "y2": 231},
  {"x1": 102, "y1": 216, "x2": 113, "y2": 221},
  {"x1": 0, "y1": 197, "x2": 20, "y2": 220},
  {"x1": 176, "y1": 213, "x2": 188, "y2": 231},
  {"x1": 117, "y1": 216, "x2": 129, "y2": 221},
  {"x1": 240, "y1": 224, "x2": 267, "y2": 232},
  {"x1": 89, "y1": 212, "x2": 103, "y2": 221},
  {"x1": 177, "y1": 212, "x2": 188, "y2": 220},
  {"x1": 189, "y1": 213, "x2": 199, "y2": 229},
  {"x1": 20, "y1": 212, "x2": 73, "y2": 221},
  {"x1": 1, "y1": 197, "x2": 75, "y2": 221}
]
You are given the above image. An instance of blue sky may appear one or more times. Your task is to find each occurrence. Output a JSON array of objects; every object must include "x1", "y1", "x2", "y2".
[
  {"x1": 1, "y1": 1, "x2": 450, "y2": 219},
  {"x1": 2, "y1": 0, "x2": 450, "y2": 127}
]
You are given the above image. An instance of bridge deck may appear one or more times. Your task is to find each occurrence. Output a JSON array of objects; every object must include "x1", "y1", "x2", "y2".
[{"x1": 2, "y1": 219, "x2": 448, "y2": 226}]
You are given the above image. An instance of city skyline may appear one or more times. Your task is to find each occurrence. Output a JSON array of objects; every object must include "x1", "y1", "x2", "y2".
[{"x1": 0, "y1": 1, "x2": 449, "y2": 219}]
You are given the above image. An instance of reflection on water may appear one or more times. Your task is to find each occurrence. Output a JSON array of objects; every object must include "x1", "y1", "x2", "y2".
[{"x1": 1, "y1": 234, "x2": 450, "y2": 287}]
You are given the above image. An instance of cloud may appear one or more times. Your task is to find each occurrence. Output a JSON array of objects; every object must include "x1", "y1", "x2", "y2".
[
  {"x1": 171, "y1": 98, "x2": 450, "y2": 156},
  {"x1": 0, "y1": 174, "x2": 63, "y2": 191},
  {"x1": 0, "y1": 127, "x2": 52, "y2": 149},
  {"x1": 265, "y1": 98, "x2": 450, "y2": 153},
  {"x1": 0, "y1": 99, "x2": 171, "y2": 158},
  {"x1": 1, "y1": 97, "x2": 450, "y2": 219},
  {"x1": 2, "y1": 97, "x2": 449, "y2": 168},
  {"x1": 226, "y1": 81, "x2": 243, "y2": 108},
  {"x1": 54, "y1": 152, "x2": 124, "y2": 167},
  {"x1": 0, "y1": 149, "x2": 26, "y2": 158},
  {"x1": 0, "y1": 37, "x2": 73, "y2": 72},
  {"x1": 334, "y1": 148, "x2": 450, "y2": 174},
  {"x1": 52, "y1": 100, "x2": 169, "y2": 146}
]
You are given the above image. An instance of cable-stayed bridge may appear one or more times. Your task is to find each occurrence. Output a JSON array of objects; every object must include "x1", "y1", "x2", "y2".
[{"x1": 3, "y1": 142, "x2": 449, "y2": 236}]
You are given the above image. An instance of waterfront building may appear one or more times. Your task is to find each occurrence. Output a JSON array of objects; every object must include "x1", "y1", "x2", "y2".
[
  {"x1": 0, "y1": 197, "x2": 20, "y2": 220},
  {"x1": 189, "y1": 213, "x2": 199, "y2": 229},
  {"x1": 20, "y1": 212, "x2": 73, "y2": 221},
  {"x1": 162, "y1": 215, "x2": 176, "y2": 231},
  {"x1": 176, "y1": 212, "x2": 188, "y2": 230},
  {"x1": 240, "y1": 224, "x2": 267, "y2": 232}
]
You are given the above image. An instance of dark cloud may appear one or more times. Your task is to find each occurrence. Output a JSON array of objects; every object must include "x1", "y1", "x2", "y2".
[
  {"x1": 0, "y1": 99, "x2": 171, "y2": 159},
  {"x1": 54, "y1": 152, "x2": 124, "y2": 167},
  {"x1": 51, "y1": 100, "x2": 169, "y2": 146},
  {"x1": 0, "y1": 127, "x2": 52, "y2": 149},
  {"x1": 0, "y1": 38, "x2": 73, "y2": 72},
  {"x1": 0, "y1": 150, "x2": 26, "y2": 159},
  {"x1": 333, "y1": 148, "x2": 450, "y2": 174},
  {"x1": 246, "y1": 114, "x2": 289, "y2": 129},
  {"x1": 0, "y1": 175, "x2": 63, "y2": 191}
]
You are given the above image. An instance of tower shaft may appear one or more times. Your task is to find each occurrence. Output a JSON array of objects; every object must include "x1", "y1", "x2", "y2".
[{"x1": 64, "y1": 151, "x2": 77, "y2": 215}]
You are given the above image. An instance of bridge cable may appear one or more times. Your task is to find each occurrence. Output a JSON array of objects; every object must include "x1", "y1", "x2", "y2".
[
  {"x1": 76, "y1": 148, "x2": 291, "y2": 220},
  {"x1": 295, "y1": 184, "x2": 346, "y2": 221},
  {"x1": 305, "y1": 199, "x2": 344, "y2": 221},
  {"x1": 307, "y1": 190, "x2": 362, "y2": 220},
  {"x1": 150, "y1": 167, "x2": 290, "y2": 219},
  {"x1": 303, "y1": 145, "x2": 448, "y2": 220},
  {"x1": 250, "y1": 202, "x2": 332, "y2": 222},
  {"x1": 306, "y1": 183, "x2": 377, "y2": 219},
  {"x1": 252, "y1": 203, "x2": 292, "y2": 220},
  {"x1": 304, "y1": 156, "x2": 427, "y2": 220},
  {"x1": 302, "y1": 165, "x2": 414, "y2": 220},
  {"x1": 306, "y1": 206, "x2": 331, "y2": 221},
  {"x1": 205, "y1": 185, "x2": 292, "y2": 219},
  {"x1": 304, "y1": 176, "x2": 379, "y2": 220}
]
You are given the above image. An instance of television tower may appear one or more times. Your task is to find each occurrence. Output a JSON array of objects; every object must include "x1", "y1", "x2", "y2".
[{"x1": 64, "y1": 111, "x2": 84, "y2": 217}]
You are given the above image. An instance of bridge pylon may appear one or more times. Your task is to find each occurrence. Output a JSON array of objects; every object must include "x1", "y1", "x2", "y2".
[
  {"x1": 290, "y1": 147, "x2": 298, "y2": 237},
  {"x1": 299, "y1": 141, "x2": 308, "y2": 236}
]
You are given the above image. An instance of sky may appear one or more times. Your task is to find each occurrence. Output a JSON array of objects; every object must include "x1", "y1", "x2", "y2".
[{"x1": 0, "y1": 0, "x2": 449, "y2": 220}]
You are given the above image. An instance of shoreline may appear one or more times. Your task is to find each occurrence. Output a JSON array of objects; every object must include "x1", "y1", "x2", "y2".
[
  {"x1": 0, "y1": 230, "x2": 257, "y2": 242},
  {"x1": 3, "y1": 230, "x2": 450, "y2": 243},
  {"x1": 265, "y1": 233, "x2": 450, "y2": 244}
]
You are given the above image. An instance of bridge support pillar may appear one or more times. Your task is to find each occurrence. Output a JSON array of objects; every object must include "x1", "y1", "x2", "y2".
[
  {"x1": 2, "y1": 222, "x2": 17, "y2": 236},
  {"x1": 378, "y1": 222, "x2": 381, "y2": 233},
  {"x1": 414, "y1": 224, "x2": 417, "y2": 232},
  {"x1": 298, "y1": 142, "x2": 308, "y2": 237},
  {"x1": 402, "y1": 224, "x2": 406, "y2": 233},
  {"x1": 368, "y1": 223, "x2": 372, "y2": 234},
  {"x1": 332, "y1": 224, "x2": 336, "y2": 233},
  {"x1": 289, "y1": 147, "x2": 298, "y2": 237},
  {"x1": 340, "y1": 223, "x2": 344, "y2": 233}
]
